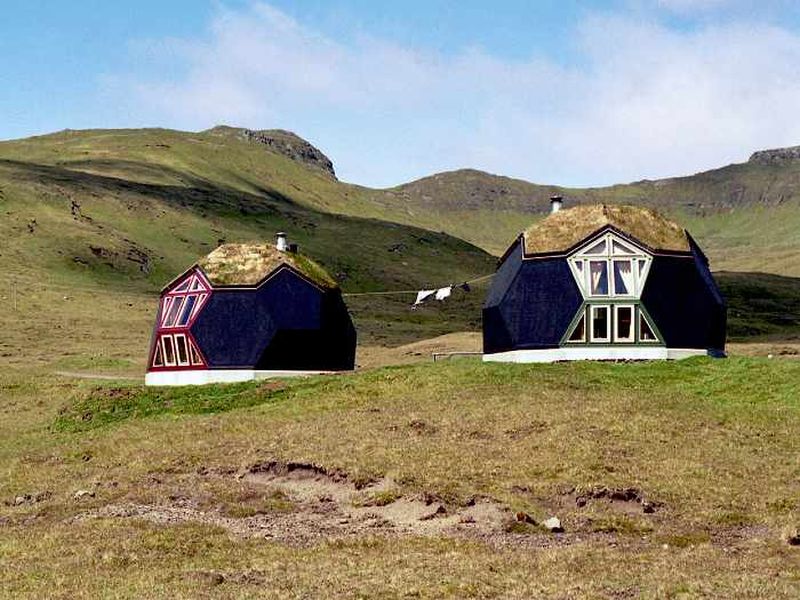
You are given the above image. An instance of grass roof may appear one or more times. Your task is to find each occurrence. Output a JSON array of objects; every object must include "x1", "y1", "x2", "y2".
[
  {"x1": 522, "y1": 204, "x2": 691, "y2": 254},
  {"x1": 197, "y1": 243, "x2": 338, "y2": 289}
]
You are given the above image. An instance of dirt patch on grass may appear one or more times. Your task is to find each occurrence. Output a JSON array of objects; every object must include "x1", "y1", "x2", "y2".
[{"x1": 69, "y1": 460, "x2": 552, "y2": 547}]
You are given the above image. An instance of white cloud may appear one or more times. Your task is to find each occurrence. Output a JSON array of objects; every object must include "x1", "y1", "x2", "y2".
[{"x1": 114, "y1": 2, "x2": 800, "y2": 187}]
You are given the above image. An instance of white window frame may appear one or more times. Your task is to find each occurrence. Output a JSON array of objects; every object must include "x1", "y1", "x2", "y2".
[
  {"x1": 173, "y1": 334, "x2": 191, "y2": 366},
  {"x1": 566, "y1": 310, "x2": 587, "y2": 343},
  {"x1": 590, "y1": 304, "x2": 611, "y2": 343},
  {"x1": 568, "y1": 232, "x2": 653, "y2": 300},
  {"x1": 638, "y1": 310, "x2": 660, "y2": 343},
  {"x1": 161, "y1": 335, "x2": 177, "y2": 367},
  {"x1": 614, "y1": 304, "x2": 635, "y2": 343}
]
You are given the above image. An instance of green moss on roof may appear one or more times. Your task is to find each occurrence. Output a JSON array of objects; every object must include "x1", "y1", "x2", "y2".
[
  {"x1": 197, "y1": 243, "x2": 338, "y2": 289},
  {"x1": 522, "y1": 204, "x2": 691, "y2": 254}
]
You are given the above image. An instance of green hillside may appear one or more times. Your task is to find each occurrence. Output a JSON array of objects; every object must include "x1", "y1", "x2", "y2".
[
  {"x1": 5, "y1": 127, "x2": 800, "y2": 275},
  {"x1": 0, "y1": 131, "x2": 495, "y2": 364},
  {"x1": 367, "y1": 162, "x2": 800, "y2": 275},
  {"x1": 1, "y1": 125, "x2": 799, "y2": 371}
]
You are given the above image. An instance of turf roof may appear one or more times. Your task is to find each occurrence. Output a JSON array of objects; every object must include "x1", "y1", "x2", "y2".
[
  {"x1": 197, "y1": 243, "x2": 338, "y2": 289},
  {"x1": 522, "y1": 204, "x2": 691, "y2": 255}
]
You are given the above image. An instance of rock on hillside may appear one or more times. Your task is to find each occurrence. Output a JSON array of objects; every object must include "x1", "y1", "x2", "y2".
[
  {"x1": 749, "y1": 146, "x2": 800, "y2": 165},
  {"x1": 207, "y1": 125, "x2": 336, "y2": 179}
]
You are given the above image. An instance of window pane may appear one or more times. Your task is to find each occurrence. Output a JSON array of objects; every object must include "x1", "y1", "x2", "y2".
[
  {"x1": 175, "y1": 336, "x2": 189, "y2": 365},
  {"x1": 584, "y1": 240, "x2": 607, "y2": 255},
  {"x1": 152, "y1": 343, "x2": 164, "y2": 367},
  {"x1": 163, "y1": 297, "x2": 184, "y2": 327},
  {"x1": 162, "y1": 336, "x2": 176, "y2": 365},
  {"x1": 616, "y1": 306, "x2": 633, "y2": 341},
  {"x1": 568, "y1": 313, "x2": 586, "y2": 342},
  {"x1": 613, "y1": 260, "x2": 634, "y2": 295},
  {"x1": 638, "y1": 259, "x2": 647, "y2": 276},
  {"x1": 592, "y1": 306, "x2": 609, "y2": 341},
  {"x1": 640, "y1": 312, "x2": 657, "y2": 341},
  {"x1": 189, "y1": 340, "x2": 204, "y2": 365},
  {"x1": 612, "y1": 240, "x2": 636, "y2": 255},
  {"x1": 177, "y1": 295, "x2": 197, "y2": 326},
  {"x1": 589, "y1": 261, "x2": 609, "y2": 295},
  {"x1": 173, "y1": 279, "x2": 191, "y2": 293}
]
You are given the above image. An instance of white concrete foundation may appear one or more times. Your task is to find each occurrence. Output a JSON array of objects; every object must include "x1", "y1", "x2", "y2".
[
  {"x1": 145, "y1": 369, "x2": 338, "y2": 386},
  {"x1": 482, "y1": 346, "x2": 714, "y2": 364}
]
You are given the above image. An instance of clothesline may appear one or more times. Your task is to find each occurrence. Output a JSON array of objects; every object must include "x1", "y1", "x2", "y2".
[{"x1": 341, "y1": 273, "x2": 494, "y2": 298}]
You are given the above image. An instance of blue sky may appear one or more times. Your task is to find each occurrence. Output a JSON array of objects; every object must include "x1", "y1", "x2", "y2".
[{"x1": 4, "y1": 1, "x2": 800, "y2": 187}]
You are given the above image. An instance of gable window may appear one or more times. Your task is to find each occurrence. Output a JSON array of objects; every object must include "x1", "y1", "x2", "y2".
[
  {"x1": 159, "y1": 272, "x2": 210, "y2": 330},
  {"x1": 569, "y1": 233, "x2": 652, "y2": 299}
]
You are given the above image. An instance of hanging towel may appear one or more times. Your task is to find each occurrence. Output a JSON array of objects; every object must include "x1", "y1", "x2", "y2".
[
  {"x1": 414, "y1": 289, "x2": 436, "y2": 305},
  {"x1": 435, "y1": 286, "x2": 452, "y2": 301}
]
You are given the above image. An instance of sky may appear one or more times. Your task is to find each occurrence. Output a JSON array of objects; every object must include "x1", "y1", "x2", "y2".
[{"x1": 4, "y1": 1, "x2": 800, "y2": 187}]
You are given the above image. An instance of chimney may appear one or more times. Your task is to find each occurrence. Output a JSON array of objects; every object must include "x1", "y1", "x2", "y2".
[
  {"x1": 550, "y1": 195, "x2": 563, "y2": 214},
  {"x1": 276, "y1": 232, "x2": 288, "y2": 252}
]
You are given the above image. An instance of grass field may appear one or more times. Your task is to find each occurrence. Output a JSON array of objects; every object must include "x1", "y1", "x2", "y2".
[
  {"x1": 1, "y1": 126, "x2": 800, "y2": 597},
  {"x1": 2, "y1": 356, "x2": 800, "y2": 598}
]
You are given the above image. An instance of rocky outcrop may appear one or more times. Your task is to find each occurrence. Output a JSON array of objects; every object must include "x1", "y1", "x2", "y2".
[
  {"x1": 207, "y1": 126, "x2": 336, "y2": 179},
  {"x1": 749, "y1": 146, "x2": 800, "y2": 165}
]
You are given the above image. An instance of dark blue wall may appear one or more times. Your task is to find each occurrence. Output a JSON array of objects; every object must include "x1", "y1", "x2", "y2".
[
  {"x1": 483, "y1": 244, "x2": 583, "y2": 353},
  {"x1": 641, "y1": 248, "x2": 726, "y2": 351},
  {"x1": 191, "y1": 268, "x2": 356, "y2": 370}
]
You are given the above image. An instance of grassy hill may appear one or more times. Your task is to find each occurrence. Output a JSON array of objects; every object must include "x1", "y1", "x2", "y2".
[
  {"x1": 1, "y1": 125, "x2": 799, "y2": 372},
  {"x1": 365, "y1": 162, "x2": 800, "y2": 275},
  {"x1": 0, "y1": 130, "x2": 496, "y2": 365},
  {"x1": 5, "y1": 127, "x2": 800, "y2": 272}
]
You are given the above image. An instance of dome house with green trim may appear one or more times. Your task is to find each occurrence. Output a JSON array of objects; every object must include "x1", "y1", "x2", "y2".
[
  {"x1": 482, "y1": 199, "x2": 726, "y2": 363},
  {"x1": 145, "y1": 234, "x2": 356, "y2": 385}
]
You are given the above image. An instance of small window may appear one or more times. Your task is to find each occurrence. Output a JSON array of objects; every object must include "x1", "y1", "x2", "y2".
[
  {"x1": 612, "y1": 240, "x2": 636, "y2": 255},
  {"x1": 615, "y1": 305, "x2": 634, "y2": 342},
  {"x1": 590, "y1": 305, "x2": 610, "y2": 342},
  {"x1": 172, "y1": 279, "x2": 191, "y2": 293},
  {"x1": 639, "y1": 312, "x2": 658, "y2": 342},
  {"x1": 162, "y1": 335, "x2": 176, "y2": 366},
  {"x1": 189, "y1": 341, "x2": 204, "y2": 365},
  {"x1": 613, "y1": 260, "x2": 634, "y2": 296},
  {"x1": 585, "y1": 239, "x2": 607, "y2": 255},
  {"x1": 638, "y1": 259, "x2": 647, "y2": 276},
  {"x1": 589, "y1": 261, "x2": 609, "y2": 295},
  {"x1": 174, "y1": 334, "x2": 190, "y2": 366},
  {"x1": 567, "y1": 313, "x2": 586, "y2": 342},
  {"x1": 152, "y1": 343, "x2": 164, "y2": 367}
]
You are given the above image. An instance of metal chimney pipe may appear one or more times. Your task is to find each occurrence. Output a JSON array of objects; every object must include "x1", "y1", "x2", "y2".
[
  {"x1": 550, "y1": 195, "x2": 563, "y2": 214},
  {"x1": 276, "y1": 232, "x2": 288, "y2": 252}
]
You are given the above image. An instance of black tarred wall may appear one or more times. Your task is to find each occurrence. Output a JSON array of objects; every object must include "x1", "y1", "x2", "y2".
[
  {"x1": 190, "y1": 268, "x2": 356, "y2": 370},
  {"x1": 483, "y1": 242, "x2": 583, "y2": 353},
  {"x1": 641, "y1": 245, "x2": 726, "y2": 351}
]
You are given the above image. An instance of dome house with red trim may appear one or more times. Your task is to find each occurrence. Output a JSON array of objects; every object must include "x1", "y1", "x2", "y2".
[
  {"x1": 145, "y1": 234, "x2": 356, "y2": 385},
  {"x1": 482, "y1": 199, "x2": 726, "y2": 363}
]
